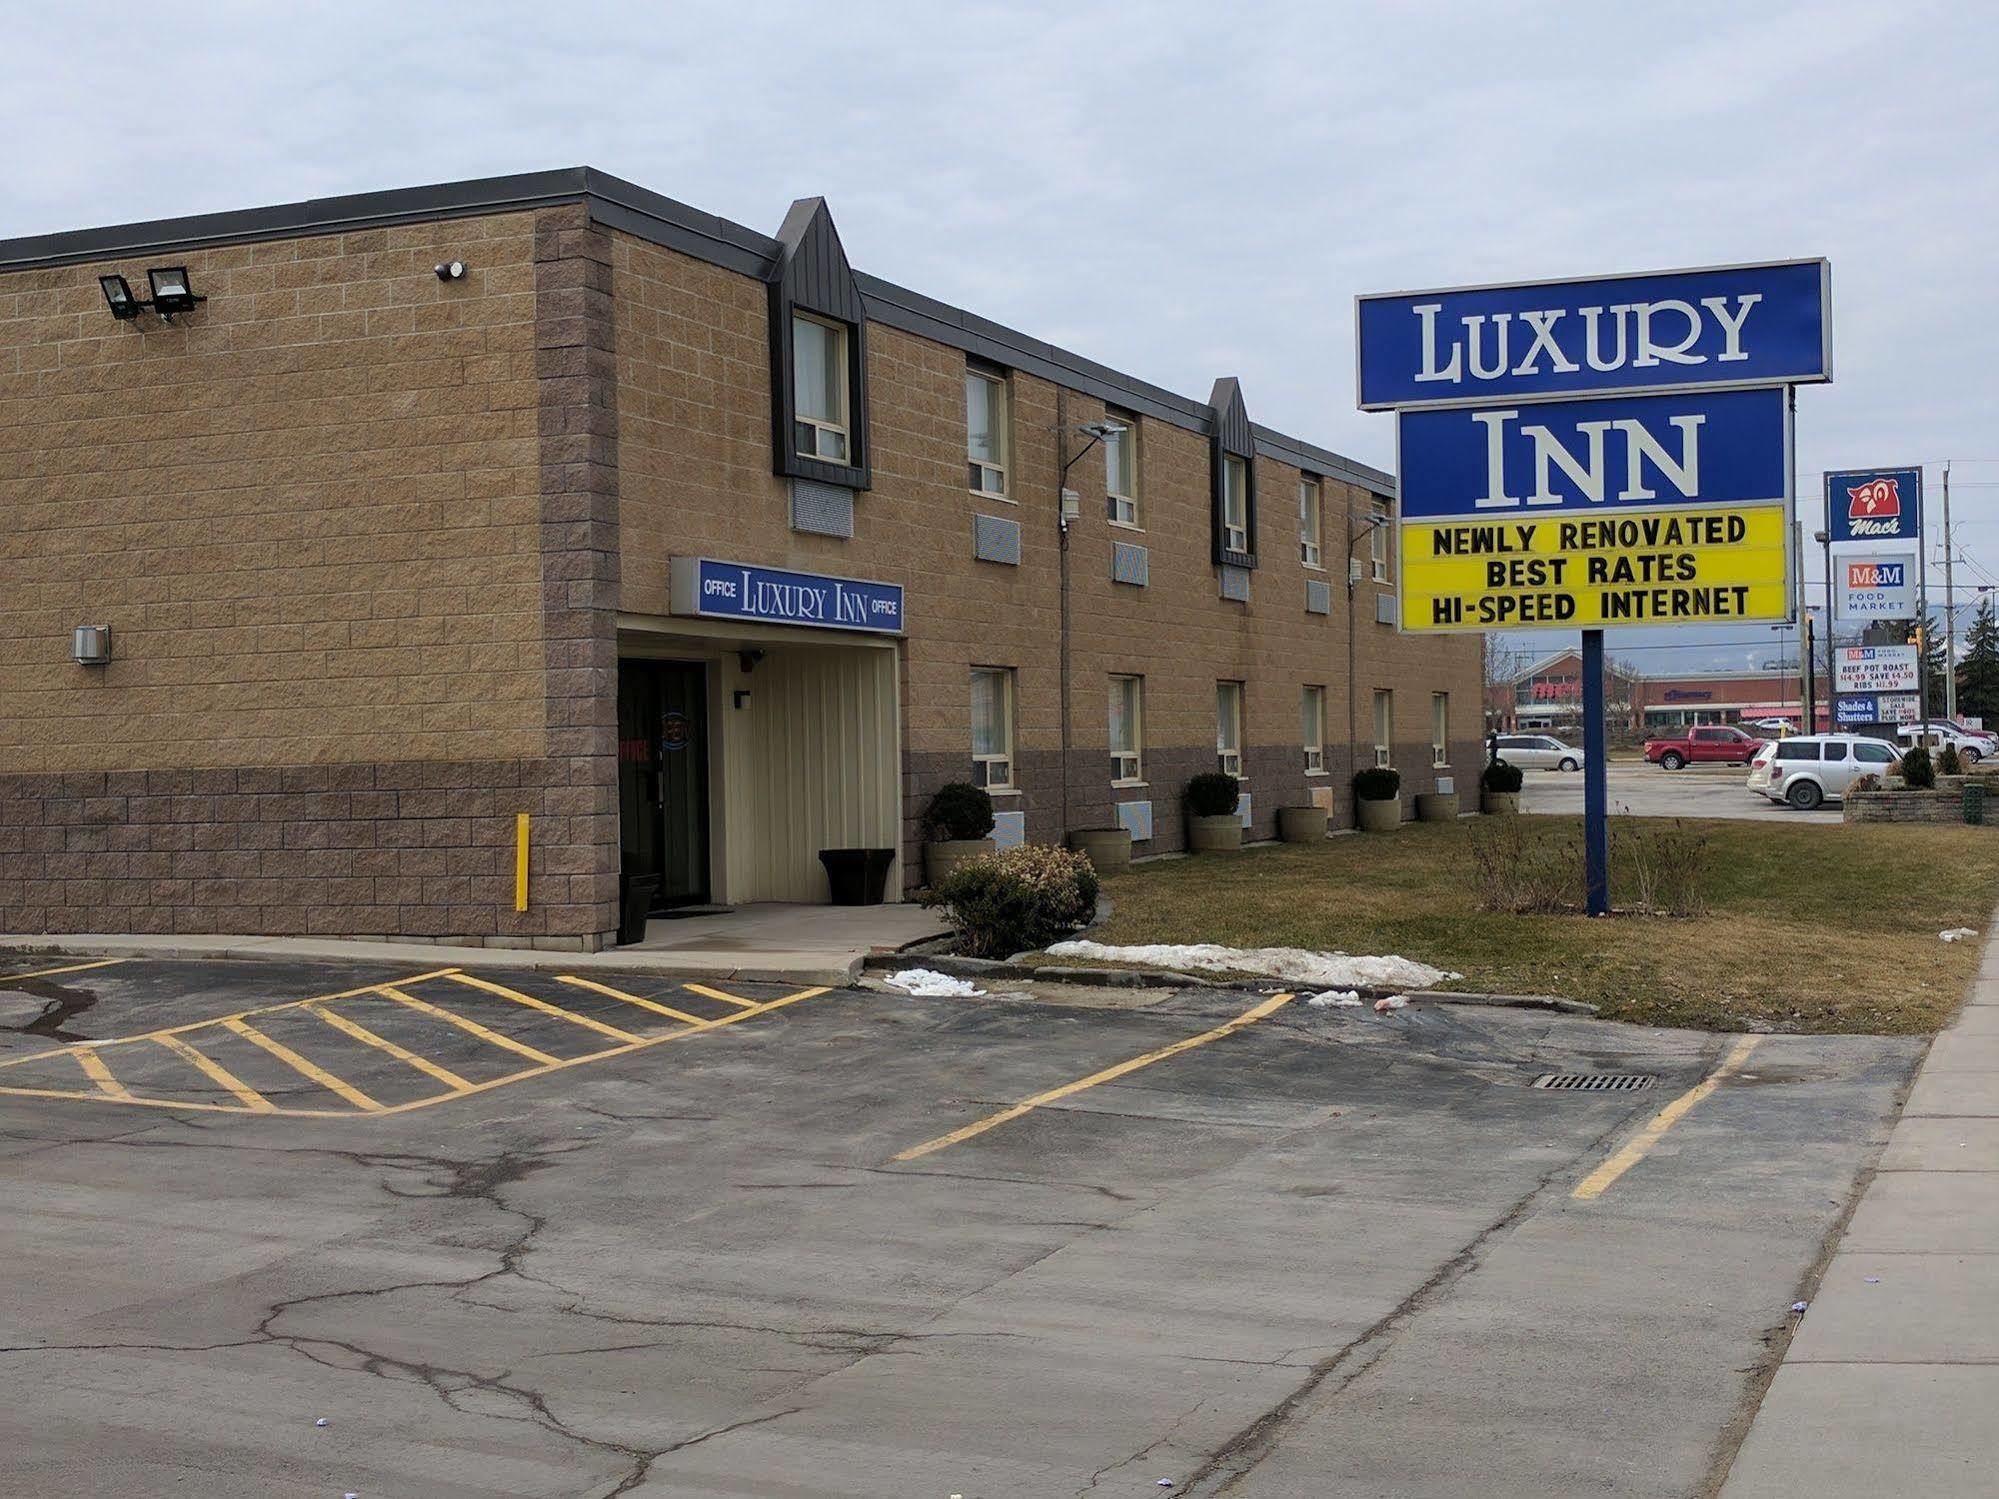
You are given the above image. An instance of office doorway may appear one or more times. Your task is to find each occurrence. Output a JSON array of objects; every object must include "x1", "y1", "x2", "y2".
[{"x1": 618, "y1": 660, "x2": 711, "y2": 911}]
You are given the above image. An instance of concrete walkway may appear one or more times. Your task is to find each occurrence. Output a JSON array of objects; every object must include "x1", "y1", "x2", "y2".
[
  {"x1": 1718, "y1": 934, "x2": 1999, "y2": 1497},
  {"x1": 0, "y1": 903, "x2": 949, "y2": 987}
]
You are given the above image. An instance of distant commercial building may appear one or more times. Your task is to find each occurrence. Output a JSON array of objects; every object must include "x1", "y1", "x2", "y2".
[
  {"x1": 1489, "y1": 650, "x2": 1827, "y2": 735},
  {"x1": 0, "y1": 169, "x2": 1478, "y2": 948}
]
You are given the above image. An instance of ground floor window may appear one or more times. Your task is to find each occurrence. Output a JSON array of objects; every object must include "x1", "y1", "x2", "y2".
[
  {"x1": 1302, "y1": 685, "x2": 1326, "y2": 773},
  {"x1": 1216, "y1": 680, "x2": 1244, "y2": 776},
  {"x1": 1373, "y1": 689, "x2": 1394, "y2": 768},
  {"x1": 1431, "y1": 692, "x2": 1450, "y2": 767},
  {"x1": 971, "y1": 666, "x2": 1015, "y2": 789},
  {"x1": 1110, "y1": 675, "x2": 1144, "y2": 783}
]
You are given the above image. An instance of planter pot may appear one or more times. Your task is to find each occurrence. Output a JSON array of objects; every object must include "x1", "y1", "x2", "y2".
[
  {"x1": 924, "y1": 837, "x2": 995, "y2": 887},
  {"x1": 1277, "y1": 805, "x2": 1329, "y2": 843},
  {"x1": 616, "y1": 875, "x2": 659, "y2": 947},
  {"x1": 1480, "y1": 790, "x2": 1520, "y2": 816},
  {"x1": 1067, "y1": 827, "x2": 1133, "y2": 875},
  {"x1": 1187, "y1": 813, "x2": 1244, "y2": 852},
  {"x1": 820, "y1": 847, "x2": 896, "y2": 906},
  {"x1": 1356, "y1": 795, "x2": 1401, "y2": 833},
  {"x1": 1415, "y1": 791, "x2": 1460, "y2": 823}
]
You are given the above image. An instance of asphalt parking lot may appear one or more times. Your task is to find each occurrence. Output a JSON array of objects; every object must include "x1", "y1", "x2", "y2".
[
  {"x1": 1523, "y1": 761, "x2": 1843, "y2": 823},
  {"x1": 0, "y1": 954, "x2": 1918, "y2": 1497}
]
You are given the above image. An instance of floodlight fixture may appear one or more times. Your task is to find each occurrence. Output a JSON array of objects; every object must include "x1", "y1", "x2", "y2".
[
  {"x1": 99, "y1": 274, "x2": 142, "y2": 320},
  {"x1": 146, "y1": 266, "x2": 203, "y2": 319}
]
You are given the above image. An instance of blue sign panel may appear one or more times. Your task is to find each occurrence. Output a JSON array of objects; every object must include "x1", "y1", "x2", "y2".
[
  {"x1": 1357, "y1": 259, "x2": 1830, "y2": 410},
  {"x1": 669, "y1": 557, "x2": 904, "y2": 634},
  {"x1": 1397, "y1": 387, "x2": 1787, "y2": 519},
  {"x1": 1835, "y1": 695, "x2": 1878, "y2": 726},
  {"x1": 1825, "y1": 466, "x2": 1922, "y2": 545}
]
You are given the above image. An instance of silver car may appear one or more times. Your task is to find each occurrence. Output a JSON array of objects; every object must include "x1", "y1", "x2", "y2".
[
  {"x1": 1493, "y1": 733, "x2": 1585, "y2": 772},
  {"x1": 1747, "y1": 733, "x2": 1901, "y2": 810}
]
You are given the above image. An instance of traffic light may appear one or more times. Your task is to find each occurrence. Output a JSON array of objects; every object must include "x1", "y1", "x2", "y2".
[{"x1": 1910, "y1": 624, "x2": 1926, "y2": 649}]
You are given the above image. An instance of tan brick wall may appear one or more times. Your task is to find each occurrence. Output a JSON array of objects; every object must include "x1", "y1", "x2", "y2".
[
  {"x1": 607, "y1": 231, "x2": 1483, "y2": 862},
  {"x1": 0, "y1": 212, "x2": 548, "y2": 773}
]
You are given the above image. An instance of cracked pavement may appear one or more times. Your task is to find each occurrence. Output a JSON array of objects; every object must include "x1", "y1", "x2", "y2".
[{"x1": 0, "y1": 956, "x2": 1922, "y2": 1496}]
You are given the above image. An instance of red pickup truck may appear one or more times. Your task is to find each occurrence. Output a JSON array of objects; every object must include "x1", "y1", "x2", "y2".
[{"x1": 1643, "y1": 725, "x2": 1764, "y2": 769}]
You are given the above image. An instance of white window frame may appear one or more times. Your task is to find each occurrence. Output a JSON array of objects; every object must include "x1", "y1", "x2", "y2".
[
  {"x1": 791, "y1": 312, "x2": 850, "y2": 464},
  {"x1": 1110, "y1": 675, "x2": 1145, "y2": 784},
  {"x1": 1431, "y1": 692, "x2": 1450, "y2": 767},
  {"x1": 1222, "y1": 455, "x2": 1250, "y2": 554},
  {"x1": 1299, "y1": 478, "x2": 1323, "y2": 569},
  {"x1": 1105, "y1": 417, "x2": 1140, "y2": 528},
  {"x1": 1370, "y1": 497, "x2": 1392, "y2": 583},
  {"x1": 1217, "y1": 681, "x2": 1245, "y2": 778},
  {"x1": 971, "y1": 666, "x2": 1016, "y2": 791},
  {"x1": 1302, "y1": 685, "x2": 1326, "y2": 774},
  {"x1": 1373, "y1": 689, "x2": 1394, "y2": 769},
  {"x1": 966, "y1": 369, "x2": 1010, "y2": 500}
]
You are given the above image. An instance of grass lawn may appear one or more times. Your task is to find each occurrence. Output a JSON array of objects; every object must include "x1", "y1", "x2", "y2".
[{"x1": 1077, "y1": 817, "x2": 1999, "y2": 1034}]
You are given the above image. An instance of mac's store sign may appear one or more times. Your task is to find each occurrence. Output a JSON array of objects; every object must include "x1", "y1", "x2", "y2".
[{"x1": 669, "y1": 557, "x2": 905, "y2": 635}]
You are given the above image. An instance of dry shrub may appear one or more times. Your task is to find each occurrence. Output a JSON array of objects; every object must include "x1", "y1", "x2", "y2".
[
  {"x1": 1464, "y1": 817, "x2": 1584, "y2": 914},
  {"x1": 1616, "y1": 818, "x2": 1711, "y2": 917}
]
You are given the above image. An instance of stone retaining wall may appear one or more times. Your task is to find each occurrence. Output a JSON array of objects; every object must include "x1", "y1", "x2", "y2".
[{"x1": 1844, "y1": 789, "x2": 1982, "y2": 825}]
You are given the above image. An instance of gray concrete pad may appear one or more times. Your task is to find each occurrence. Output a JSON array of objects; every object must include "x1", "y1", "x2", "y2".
[
  {"x1": 1879, "y1": 1115, "x2": 1999, "y2": 1170},
  {"x1": 1719, "y1": 1364, "x2": 1999, "y2": 1499},
  {"x1": 1523, "y1": 763, "x2": 1839, "y2": 822},
  {"x1": 1920, "y1": 1030, "x2": 1999, "y2": 1071},
  {"x1": 1841, "y1": 1165, "x2": 1999, "y2": 1252},
  {"x1": 1903, "y1": 1067, "x2": 1999, "y2": 1116},
  {"x1": 1787, "y1": 1251, "x2": 1999, "y2": 1363}
]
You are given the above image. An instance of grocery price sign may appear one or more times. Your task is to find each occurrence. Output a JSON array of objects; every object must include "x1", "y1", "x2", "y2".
[
  {"x1": 1394, "y1": 385, "x2": 1791, "y2": 632},
  {"x1": 1835, "y1": 645, "x2": 1918, "y2": 694}
]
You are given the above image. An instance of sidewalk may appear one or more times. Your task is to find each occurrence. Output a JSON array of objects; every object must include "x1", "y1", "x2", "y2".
[
  {"x1": 1718, "y1": 935, "x2": 1999, "y2": 1498},
  {"x1": 0, "y1": 903, "x2": 949, "y2": 989}
]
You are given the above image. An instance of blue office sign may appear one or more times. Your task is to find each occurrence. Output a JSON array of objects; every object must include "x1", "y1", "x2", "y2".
[
  {"x1": 669, "y1": 557, "x2": 905, "y2": 634},
  {"x1": 1397, "y1": 386, "x2": 1787, "y2": 518},
  {"x1": 1357, "y1": 259, "x2": 1831, "y2": 410},
  {"x1": 1825, "y1": 466, "x2": 1922, "y2": 545}
]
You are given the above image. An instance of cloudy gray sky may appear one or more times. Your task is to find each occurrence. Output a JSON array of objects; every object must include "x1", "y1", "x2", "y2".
[{"x1": 8, "y1": 1, "x2": 1995, "y2": 673}]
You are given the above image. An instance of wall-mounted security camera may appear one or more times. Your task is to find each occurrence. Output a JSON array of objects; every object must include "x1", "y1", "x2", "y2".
[{"x1": 434, "y1": 260, "x2": 467, "y2": 281}]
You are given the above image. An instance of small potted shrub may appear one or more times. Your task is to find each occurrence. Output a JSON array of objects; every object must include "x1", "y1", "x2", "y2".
[
  {"x1": 1901, "y1": 744, "x2": 1935, "y2": 789},
  {"x1": 1937, "y1": 742, "x2": 1965, "y2": 778},
  {"x1": 1277, "y1": 802, "x2": 1329, "y2": 842},
  {"x1": 923, "y1": 782, "x2": 996, "y2": 886},
  {"x1": 1481, "y1": 759, "x2": 1524, "y2": 815},
  {"x1": 1353, "y1": 766, "x2": 1401, "y2": 832},
  {"x1": 1185, "y1": 771, "x2": 1243, "y2": 852}
]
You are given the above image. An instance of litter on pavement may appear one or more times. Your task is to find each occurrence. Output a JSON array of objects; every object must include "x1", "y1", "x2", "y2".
[
  {"x1": 1043, "y1": 940, "x2": 1457, "y2": 991},
  {"x1": 1790, "y1": 1301, "x2": 1809, "y2": 1314},
  {"x1": 881, "y1": 968, "x2": 987, "y2": 997},
  {"x1": 1374, "y1": 995, "x2": 1408, "y2": 1014}
]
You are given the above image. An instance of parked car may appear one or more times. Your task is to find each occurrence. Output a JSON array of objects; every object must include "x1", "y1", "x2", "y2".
[
  {"x1": 1747, "y1": 734, "x2": 1902, "y2": 810},
  {"x1": 1643, "y1": 724, "x2": 1763, "y2": 770},
  {"x1": 1743, "y1": 717, "x2": 1796, "y2": 737},
  {"x1": 1491, "y1": 734, "x2": 1584, "y2": 771},
  {"x1": 1896, "y1": 724, "x2": 1987, "y2": 763}
]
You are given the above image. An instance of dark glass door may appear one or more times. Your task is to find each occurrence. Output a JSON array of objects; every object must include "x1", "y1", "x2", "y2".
[{"x1": 617, "y1": 661, "x2": 710, "y2": 910}]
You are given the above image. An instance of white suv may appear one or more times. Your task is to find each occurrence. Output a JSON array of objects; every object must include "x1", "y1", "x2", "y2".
[
  {"x1": 1747, "y1": 734, "x2": 1902, "y2": 810},
  {"x1": 1897, "y1": 724, "x2": 1988, "y2": 764}
]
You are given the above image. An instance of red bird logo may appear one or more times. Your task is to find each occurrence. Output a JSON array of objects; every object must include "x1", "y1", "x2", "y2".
[{"x1": 1847, "y1": 477, "x2": 1900, "y2": 518}]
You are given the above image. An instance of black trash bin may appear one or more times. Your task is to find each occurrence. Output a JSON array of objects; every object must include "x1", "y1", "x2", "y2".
[
  {"x1": 617, "y1": 875, "x2": 659, "y2": 946},
  {"x1": 819, "y1": 847, "x2": 896, "y2": 906}
]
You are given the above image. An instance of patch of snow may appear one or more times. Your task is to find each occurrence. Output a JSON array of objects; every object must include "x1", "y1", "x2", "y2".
[
  {"x1": 1044, "y1": 941, "x2": 1457, "y2": 992},
  {"x1": 881, "y1": 968, "x2": 987, "y2": 998},
  {"x1": 1940, "y1": 928, "x2": 1979, "y2": 943},
  {"x1": 1306, "y1": 990, "x2": 1363, "y2": 1008}
]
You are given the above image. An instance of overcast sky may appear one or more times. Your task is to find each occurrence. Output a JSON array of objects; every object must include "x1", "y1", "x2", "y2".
[{"x1": 7, "y1": 1, "x2": 1995, "y2": 673}]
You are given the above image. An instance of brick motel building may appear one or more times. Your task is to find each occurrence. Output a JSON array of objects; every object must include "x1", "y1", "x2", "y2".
[{"x1": 0, "y1": 169, "x2": 1479, "y2": 950}]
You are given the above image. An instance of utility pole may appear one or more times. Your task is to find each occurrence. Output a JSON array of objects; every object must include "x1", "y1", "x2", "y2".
[{"x1": 1944, "y1": 460, "x2": 1957, "y2": 721}]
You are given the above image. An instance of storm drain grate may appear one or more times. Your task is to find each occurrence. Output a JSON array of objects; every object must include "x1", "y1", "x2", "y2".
[{"x1": 1532, "y1": 1072, "x2": 1657, "y2": 1092}]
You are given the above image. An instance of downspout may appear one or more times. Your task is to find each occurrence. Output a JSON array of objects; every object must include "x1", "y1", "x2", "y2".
[
  {"x1": 1346, "y1": 493, "x2": 1360, "y2": 816},
  {"x1": 1057, "y1": 387, "x2": 1072, "y2": 840}
]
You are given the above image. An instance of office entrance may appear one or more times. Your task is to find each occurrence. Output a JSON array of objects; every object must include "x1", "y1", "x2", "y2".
[{"x1": 617, "y1": 660, "x2": 711, "y2": 912}]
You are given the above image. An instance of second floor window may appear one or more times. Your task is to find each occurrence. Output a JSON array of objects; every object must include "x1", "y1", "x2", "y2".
[
  {"x1": 1370, "y1": 497, "x2": 1392, "y2": 582},
  {"x1": 1216, "y1": 681, "x2": 1244, "y2": 777},
  {"x1": 1299, "y1": 478, "x2": 1323, "y2": 568},
  {"x1": 792, "y1": 314, "x2": 849, "y2": 463},
  {"x1": 967, "y1": 370, "x2": 1009, "y2": 498},
  {"x1": 1105, "y1": 418, "x2": 1139, "y2": 526},
  {"x1": 1222, "y1": 456, "x2": 1250, "y2": 554},
  {"x1": 971, "y1": 667, "x2": 1015, "y2": 790}
]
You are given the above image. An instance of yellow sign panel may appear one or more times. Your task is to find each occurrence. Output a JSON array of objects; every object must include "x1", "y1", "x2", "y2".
[{"x1": 1400, "y1": 503, "x2": 1790, "y2": 632}]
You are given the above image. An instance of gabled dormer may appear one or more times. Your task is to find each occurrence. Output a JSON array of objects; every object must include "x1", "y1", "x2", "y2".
[
  {"x1": 1209, "y1": 377, "x2": 1257, "y2": 570},
  {"x1": 767, "y1": 198, "x2": 871, "y2": 491}
]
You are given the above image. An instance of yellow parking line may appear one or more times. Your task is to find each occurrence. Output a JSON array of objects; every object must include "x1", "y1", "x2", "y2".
[
  {"x1": 222, "y1": 1017, "x2": 381, "y2": 1112},
  {"x1": 0, "y1": 1083, "x2": 355, "y2": 1117},
  {"x1": 154, "y1": 1033, "x2": 275, "y2": 1112},
  {"x1": 555, "y1": 976, "x2": 710, "y2": 1028},
  {"x1": 442, "y1": 971, "x2": 643, "y2": 1043},
  {"x1": 682, "y1": 982, "x2": 758, "y2": 1010},
  {"x1": 1, "y1": 958, "x2": 128, "y2": 983},
  {"x1": 73, "y1": 1047, "x2": 134, "y2": 1102},
  {"x1": 308, "y1": 1003, "x2": 472, "y2": 1093},
  {"x1": 1572, "y1": 1036, "x2": 1762, "y2": 1201},
  {"x1": 893, "y1": 992, "x2": 1298, "y2": 1163},
  {"x1": 377, "y1": 984, "x2": 559, "y2": 1066}
]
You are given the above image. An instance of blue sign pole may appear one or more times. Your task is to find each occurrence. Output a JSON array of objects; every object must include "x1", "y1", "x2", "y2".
[{"x1": 1582, "y1": 630, "x2": 1610, "y2": 916}]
